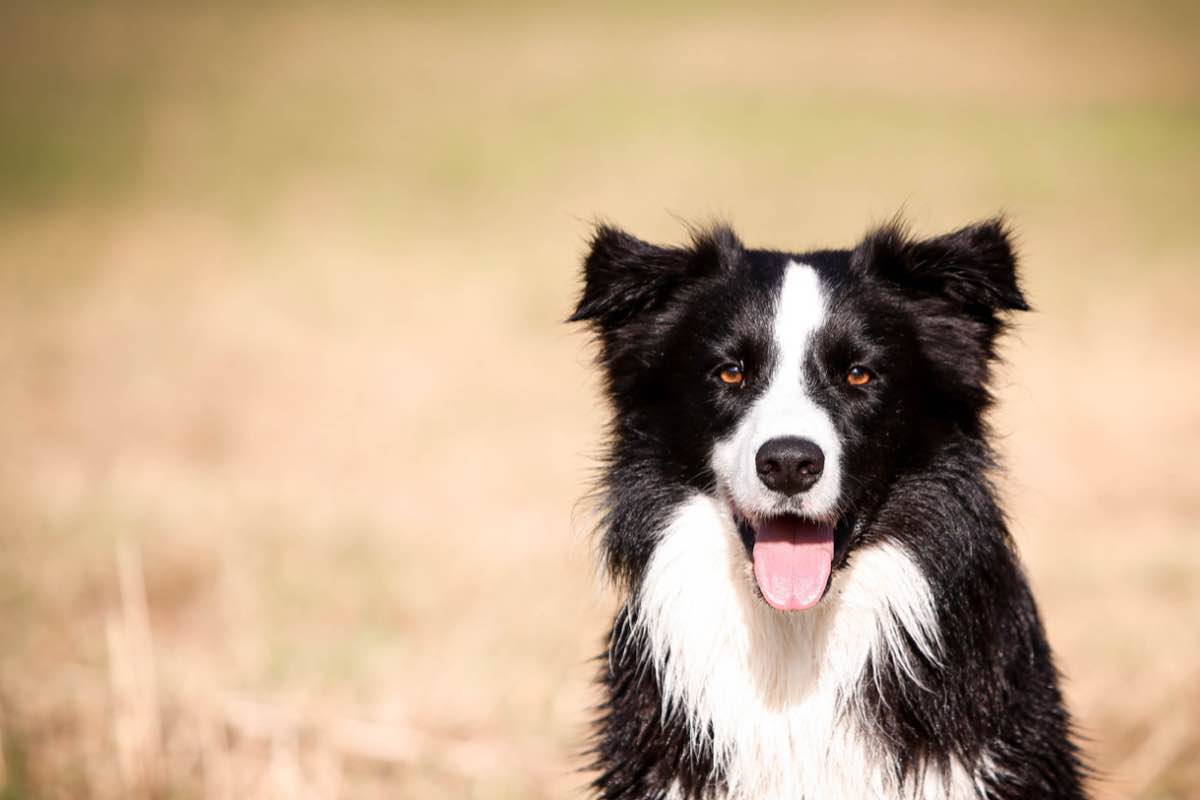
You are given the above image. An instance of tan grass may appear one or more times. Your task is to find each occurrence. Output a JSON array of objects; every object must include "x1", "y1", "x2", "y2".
[{"x1": 0, "y1": 2, "x2": 1197, "y2": 798}]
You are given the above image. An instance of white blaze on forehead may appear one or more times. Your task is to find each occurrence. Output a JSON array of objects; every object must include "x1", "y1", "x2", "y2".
[
  {"x1": 774, "y1": 262, "x2": 826, "y2": 363},
  {"x1": 711, "y1": 261, "x2": 843, "y2": 519}
]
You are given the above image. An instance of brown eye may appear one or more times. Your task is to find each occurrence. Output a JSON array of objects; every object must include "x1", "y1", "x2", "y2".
[
  {"x1": 847, "y1": 365, "x2": 873, "y2": 386},
  {"x1": 717, "y1": 363, "x2": 745, "y2": 386}
]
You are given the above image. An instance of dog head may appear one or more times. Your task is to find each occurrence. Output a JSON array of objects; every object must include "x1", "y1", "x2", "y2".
[{"x1": 571, "y1": 218, "x2": 1027, "y2": 610}]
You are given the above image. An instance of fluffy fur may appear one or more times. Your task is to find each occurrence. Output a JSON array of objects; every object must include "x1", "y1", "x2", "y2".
[{"x1": 571, "y1": 218, "x2": 1086, "y2": 799}]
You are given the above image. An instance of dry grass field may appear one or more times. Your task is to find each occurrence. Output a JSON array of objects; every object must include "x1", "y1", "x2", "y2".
[{"x1": 1, "y1": 1, "x2": 1198, "y2": 797}]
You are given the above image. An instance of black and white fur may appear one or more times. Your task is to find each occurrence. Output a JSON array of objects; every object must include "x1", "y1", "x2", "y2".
[{"x1": 570, "y1": 218, "x2": 1086, "y2": 799}]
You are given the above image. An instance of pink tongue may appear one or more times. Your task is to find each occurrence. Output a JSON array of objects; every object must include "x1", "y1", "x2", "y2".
[{"x1": 752, "y1": 517, "x2": 835, "y2": 611}]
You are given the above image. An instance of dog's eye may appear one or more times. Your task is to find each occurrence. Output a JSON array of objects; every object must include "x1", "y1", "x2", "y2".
[
  {"x1": 847, "y1": 365, "x2": 874, "y2": 386},
  {"x1": 717, "y1": 363, "x2": 745, "y2": 386}
]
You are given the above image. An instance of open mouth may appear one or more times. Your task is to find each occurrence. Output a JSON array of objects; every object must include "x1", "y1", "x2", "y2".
[{"x1": 734, "y1": 510, "x2": 854, "y2": 612}]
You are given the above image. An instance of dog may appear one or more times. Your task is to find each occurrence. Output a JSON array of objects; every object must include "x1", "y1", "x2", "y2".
[{"x1": 569, "y1": 218, "x2": 1086, "y2": 799}]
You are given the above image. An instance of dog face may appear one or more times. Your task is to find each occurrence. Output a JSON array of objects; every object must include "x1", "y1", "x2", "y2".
[{"x1": 572, "y1": 219, "x2": 1026, "y2": 610}]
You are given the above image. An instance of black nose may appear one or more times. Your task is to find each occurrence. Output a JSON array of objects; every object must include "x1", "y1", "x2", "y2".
[{"x1": 755, "y1": 437, "x2": 825, "y2": 496}]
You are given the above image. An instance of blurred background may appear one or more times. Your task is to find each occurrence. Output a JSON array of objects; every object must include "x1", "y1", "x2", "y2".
[{"x1": 1, "y1": 1, "x2": 1198, "y2": 798}]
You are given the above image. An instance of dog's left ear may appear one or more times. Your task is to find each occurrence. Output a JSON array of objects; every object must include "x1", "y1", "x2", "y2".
[
  {"x1": 854, "y1": 217, "x2": 1029, "y2": 412},
  {"x1": 852, "y1": 217, "x2": 1029, "y2": 316}
]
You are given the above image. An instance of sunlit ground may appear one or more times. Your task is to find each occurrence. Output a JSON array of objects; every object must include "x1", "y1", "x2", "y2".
[{"x1": 1, "y1": 2, "x2": 1198, "y2": 797}]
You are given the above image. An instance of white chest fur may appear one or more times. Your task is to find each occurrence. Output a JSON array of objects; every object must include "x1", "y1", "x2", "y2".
[{"x1": 633, "y1": 494, "x2": 981, "y2": 800}]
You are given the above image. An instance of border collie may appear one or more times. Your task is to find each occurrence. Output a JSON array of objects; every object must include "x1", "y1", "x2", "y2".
[{"x1": 569, "y1": 218, "x2": 1086, "y2": 799}]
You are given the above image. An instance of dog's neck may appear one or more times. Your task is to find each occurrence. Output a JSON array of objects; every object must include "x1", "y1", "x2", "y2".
[{"x1": 630, "y1": 492, "x2": 976, "y2": 800}]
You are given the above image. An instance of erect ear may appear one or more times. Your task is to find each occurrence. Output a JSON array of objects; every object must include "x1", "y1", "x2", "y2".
[
  {"x1": 568, "y1": 223, "x2": 741, "y2": 332},
  {"x1": 852, "y1": 217, "x2": 1029, "y2": 315}
]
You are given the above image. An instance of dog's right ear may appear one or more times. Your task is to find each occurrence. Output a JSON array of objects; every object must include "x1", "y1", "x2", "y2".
[
  {"x1": 568, "y1": 225, "x2": 684, "y2": 332},
  {"x1": 569, "y1": 223, "x2": 739, "y2": 334}
]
